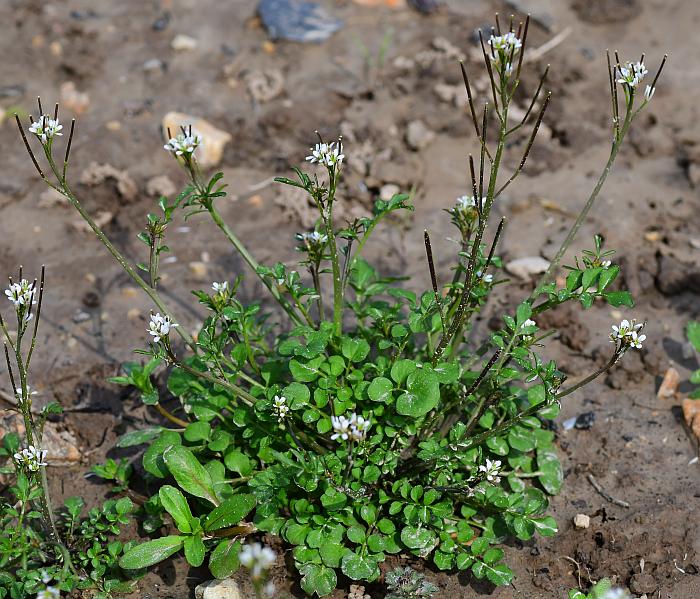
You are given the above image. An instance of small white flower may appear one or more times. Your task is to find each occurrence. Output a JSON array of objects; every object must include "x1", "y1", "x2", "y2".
[
  {"x1": 263, "y1": 581, "x2": 275, "y2": 598},
  {"x1": 522, "y1": 319, "x2": 536, "y2": 328},
  {"x1": 617, "y1": 61, "x2": 648, "y2": 89},
  {"x1": 476, "y1": 270, "x2": 493, "y2": 284},
  {"x1": 239, "y1": 542, "x2": 276, "y2": 580},
  {"x1": 628, "y1": 330, "x2": 646, "y2": 350},
  {"x1": 15, "y1": 386, "x2": 38, "y2": 397},
  {"x1": 37, "y1": 588, "x2": 61, "y2": 599},
  {"x1": 488, "y1": 32, "x2": 522, "y2": 54},
  {"x1": 40, "y1": 570, "x2": 52, "y2": 584},
  {"x1": 14, "y1": 445, "x2": 48, "y2": 472},
  {"x1": 5, "y1": 279, "x2": 36, "y2": 308},
  {"x1": 147, "y1": 312, "x2": 178, "y2": 344},
  {"x1": 212, "y1": 281, "x2": 229, "y2": 294},
  {"x1": 601, "y1": 260, "x2": 612, "y2": 269},
  {"x1": 297, "y1": 231, "x2": 328, "y2": 247},
  {"x1": 164, "y1": 132, "x2": 202, "y2": 156},
  {"x1": 644, "y1": 84, "x2": 655, "y2": 101},
  {"x1": 349, "y1": 413, "x2": 371, "y2": 442},
  {"x1": 273, "y1": 395, "x2": 289, "y2": 422},
  {"x1": 28, "y1": 116, "x2": 63, "y2": 144},
  {"x1": 479, "y1": 458, "x2": 501, "y2": 483},
  {"x1": 305, "y1": 141, "x2": 344, "y2": 167},
  {"x1": 330, "y1": 414, "x2": 352, "y2": 441}
]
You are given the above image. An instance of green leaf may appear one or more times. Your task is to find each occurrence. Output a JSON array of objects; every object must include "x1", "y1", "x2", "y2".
[
  {"x1": 342, "y1": 337, "x2": 370, "y2": 362},
  {"x1": 164, "y1": 446, "x2": 219, "y2": 506},
  {"x1": 319, "y1": 543, "x2": 348, "y2": 568},
  {"x1": 300, "y1": 563, "x2": 337, "y2": 597},
  {"x1": 688, "y1": 322, "x2": 700, "y2": 352},
  {"x1": 532, "y1": 516, "x2": 558, "y2": 537},
  {"x1": 205, "y1": 494, "x2": 256, "y2": 531},
  {"x1": 143, "y1": 431, "x2": 181, "y2": 478},
  {"x1": 209, "y1": 539, "x2": 241, "y2": 579},
  {"x1": 159, "y1": 486, "x2": 193, "y2": 533},
  {"x1": 116, "y1": 427, "x2": 164, "y2": 448},
  {"x1": 396, "y1": 370, "x2": 439, "y2": 417},
  {"x1": 508, "y1": 426, "x2": 537, "y2": 452},
  {"x1": 603, "y1": 290, "x2": 634, "y2": 307},
  {"x1": 184, "y1": 421, "x2": 211, "y2": 442},
  {"x1": 290, "y1": 357, "x2": 323, "y2": 382},
  {"x1": 224, "y1": 449, "x2": 253, "y2": 477},
  {"x1": 119, "y1": 536, "x2": 184, "y2": 569},
  {"x1": 341, "y1": 551, "x2": 380, "y2": 581},
  {"x1": 400, "y1": 525, "x2": 435, "y2": 549},
  {"x1": 597, "y1": 265, "x2": 619, "y2": 291},
  {"x1": 515, "y1": 302, "x2": 532, "y2": 325},
  {"x1": 537, "y1": 448, "x2": 563, "y2": 495},
  {"x1": 484, "y1": 562, "x2": 513, "y2": 586},
  {"x1": 283, "y1": 381, "x2": 311, "y2": 409},
  {"x1": 390, "y1": 359, "x2": 416, "y2": 385},
  {"x1": 183, "y1": 534, "x2": 205, "y2": 567},
  {"x1": 368, "y1": 377, "x2": 393, "y2": 403}
]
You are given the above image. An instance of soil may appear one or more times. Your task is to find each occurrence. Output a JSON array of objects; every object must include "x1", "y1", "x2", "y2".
[{"x1": 0, "y1": 0, "x2": 698, "y2": 597}]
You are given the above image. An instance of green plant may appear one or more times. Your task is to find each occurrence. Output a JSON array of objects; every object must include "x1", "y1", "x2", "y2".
[
  {"x1": 385, "y1": 566, "x2": 438, "y2": 599},
  {"x1": 15, "y1": 17, "x2": 665, "y2": 597},
  {"x1": 569, "y1": 578, "x2": 631, "y2": 599},
  {"x1": 0, "y1": 270, "x2": 134, "y2": 598},
  {"x1": 686, "y1": 321, "x2": 700, "y2": 398}
]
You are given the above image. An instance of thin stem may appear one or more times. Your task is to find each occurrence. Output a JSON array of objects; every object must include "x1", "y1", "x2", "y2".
[
  {"x1": 155, "y1": 403, "x2": 190, "y2": 427},
  {"x1": 556, "y1": 353, "x2": 619, "y2": 398},
  {"x1": 424, "y1": 230, "x2": 446, "y2": 332}
]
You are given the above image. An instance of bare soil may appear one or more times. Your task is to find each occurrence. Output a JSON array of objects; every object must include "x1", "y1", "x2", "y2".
[{"x1": 0, "y1": 0, "x2": 698, "y2": 597}]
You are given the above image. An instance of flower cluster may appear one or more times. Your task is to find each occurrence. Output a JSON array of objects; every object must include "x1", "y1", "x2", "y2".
[
  {"x1": 305, "y1": 141, "x2": 344, "y2": 168},
  {"x1": 331, "y1": 413, "x2": 371, "y2": 442},
  {"x1": 164, "y1": 132, "x2": 202, "y2": 156},
  {"x1": 479, "y1": 458, "x2": 502, "y2": 483},
  {"x1": 13, "y1": 445, "x2": 48, "y2": 472},
  {"x1": 28, "y1": 116, "x2": 63, "y2": 144},
  {"x1": 5, "y1": 279, "x2": 36, "y2": 309},
  {"x1": 610, "y1": 319, "x2": 646, "y2": 350},
  {"x1": 617, "y1": 61, "x2": 648, "y2": 90},
  {"x1": 212, "y1": 281, "x2": 229, "y2": 295},
  {"x1": 297, "y1": 231, "x2": 328, "y2": 248},
  {"x1": 239, "y1": 542, "x2": 276, "y2": 581},
  {"x1": 273, "y1": 395, "x2": 289, "y2": 422},
  {"x1": 37, "y1": 587, "x2": 60, "y2": 599},
  {"x1": 147, "y1": 313, "x2": 178, "y2": 344},
  {"x1": 488, "y1": 32, "x2": 522, "y2": 75},
  {"x1": 449, "y1": 195, "x2": 482, "y2": 235}
]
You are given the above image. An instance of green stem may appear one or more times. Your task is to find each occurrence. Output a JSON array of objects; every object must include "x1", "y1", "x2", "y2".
[
  {"x1": 532, "y1": 111, "x2": 633, "y2": 300},
  {"x1": 44, "y1": 154, "x2": 197, "y2": 352},
  {"x1": 326, "y1": 199, "x2": 343, "y2": 337}
]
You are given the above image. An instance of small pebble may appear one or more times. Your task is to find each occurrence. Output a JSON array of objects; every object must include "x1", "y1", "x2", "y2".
[
  {"x1": 573, "y1": 514, "x2": 590, "y2": 529},
  {"x1": 171, "y1": 34, "x2": 198, "y2": 51}
]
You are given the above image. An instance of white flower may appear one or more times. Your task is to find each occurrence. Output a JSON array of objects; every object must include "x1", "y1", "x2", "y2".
[
  {"x1": 40, "y1": 570, "x2": 52, "y2": 584},
  {"x1": 297, "y1": 231, "x2": 328, "y2": 246},
  {"x1": 212, "y1": 281, "x2": 229, "y2": 294},
  {"x1": 479, "y1": 458, "x2": 501, "y2": 483},
  {"x1": 273, "y1": 395, "x2": 289, "y2": 422},
  {"x1": 147, "y1": 312, "x2": 178, "y2": 343},
  {"x1": 600, "y1": 589, "x2": 632, "y2": 599},
  {"x1": 601, "y1": 260, "x2": 612, "y2": 268},
  {"x1": 14, "y1": 445, "x2": 48, "y2": 472},
  {"x1": 330, "y1": 414, "x2": 352, "y2": 441},
  {"x1": 305, "y1": 141, "x2": 344, "y2": 167},
  {"x1": 628, "y1": 330, "x2": 646, "y2": 350},
  {"x1": 5, "y1": 279, "x2": 36, "y2": 308},
  {"x1": 476, "y1": 270, "x2": 493, "y2": 284},
  {"x1": 488, "y1": 32, "x2": 522, "y2": 54},
  {"x1": 263, "y1": 581, "x2": 275, "y2": 598},
  {"x1": 37, "y1": 588, "x2": 61, "y2": 599},
  {"x1": 617, "y1": 61, "x2": 648, "y2": 89},
  {"x1": 239, "y1": 542, "x2": 276, "y2": 580},
  {"x1": 15, "y1": 386, "x2": 38, "y2": 398},
  {"x1": 28, "y1": 116, "x2": 63, "y2": 144},
  {"x1": 164, "y1": 132, "x2": 202, "y2": 156},
  {"x1": 644, "y1": 84, "x2": 655, "y2": 101},
  {"x1": 522, "y1": 319, "x2": 536, "y2": 329},
  {"x1": 349, "y1": 413, "x2": 371, "y2": 441}
]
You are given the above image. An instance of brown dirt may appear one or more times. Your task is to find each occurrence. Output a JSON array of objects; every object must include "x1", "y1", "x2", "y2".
[{"x1": 0, "y1": 0, "x2": 698, "y2": 597}]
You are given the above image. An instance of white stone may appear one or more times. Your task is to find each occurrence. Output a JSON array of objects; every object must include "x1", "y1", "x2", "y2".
[
  {"x1": 171, "y1": 34, "x2": 198, "y2": 51},
  {"x1": 162, "y1": 112, "x2": 232, "y2": 168},
  {"x1": 505, "y1": 256, "x2": 550, "y2": 279},
  {"x1": 573, "y1": 513, "x2": 590, "y2": 529},
  {"x1": 194, "y1": 579, "x2": 243, "y2": 599}
]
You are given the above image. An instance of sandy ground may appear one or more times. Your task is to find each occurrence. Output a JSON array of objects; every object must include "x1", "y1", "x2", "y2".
[{"x1": 0, "y1": 0, "x2": 699, "y2": 597}]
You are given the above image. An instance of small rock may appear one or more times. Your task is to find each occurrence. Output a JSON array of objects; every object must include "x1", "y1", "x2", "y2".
[
  {"x1": 146, "y1": 175, "x2": 176, "y2": 198},
  {"x1": 105, "y1": 120, "x2": 121, "y2": 131},
  {"x1": 505, "y1": 0, "x2": 555, "y2": 31},
  {"x1": 79, "y1": 162, "x2": 137, "y2": 202},
  {"x1": 258, "y1": 0, "x2": 343, "y2": 43},
  {"x1": 0, "y1": 84, "x2": 25, "y2": 98},
  {"x1": 72, "y1": 211, "x2": 113, "y2": 233},
  {"x1": 655, "y1": 255, "x2": 700, "y2": 296},
  {"x1": 574, "y1": 412, "x2": 595, "y2": 430},
  {"x1": 690, "y1": 238, "x2": 700, "y2": 250},
  {"x1": 688, "y1": 163, "x2": 700, "y2": 188},
  {"x1": 60, "y1": 81, "x2": 90, "y2": 114},
  {"x1": 505, "y1": 256, "x2": 550, "y2": 279},
  {"x1": 0, "y1": 413, "x2": 80, "y2": 465},
  {"x1": 127, "y1": 308, "x2": 140, "y2": 321},
  {"x1": 162, "y1": 112, "x2": 232, "y2": 168},
  {"x1": 573, "y1": 514, "x2": 590, "y2": 529},
  {"x1": 348, "y1": 584, "x2": 371, "y2": 599},
  {"x1": 72, "y1": 310, "x2": 90, "y2": 323},
  {"x1": 405, "y1": 120, "x2": 435, "y2": 151},
  {"x1": 143, "y1": 58, "x2": 166, "y2": 72},
  {"x1": 630, "y1": 573, "x2": 657, "y2": 595},
  {"x1": 380, "y1": 183, "x2": 400, "y2": 201},
  {"x1": 657, "y1": 367, "x2": 680, "y2": 400},
  {"x1": 152, "y1": 12, "x2": 170, "y2": 31},
  {"x1": 38, "y1": 188, "x2": 67, "y2": 208},
  {"x1": 171, "y1": 34, "x2": 198, "y2": 51},
  {"x1": 189, "y1": 261, "x2": 208, "y2": 280},
  {"x1": 681, "y1": 398, "x2": 700, "y2": 428},
  {"x1": 194, "y1": 579, "x2": 242, "y2": 599},
  {"x1": 83, "y1": 291, "x2": 100, "y2": 308},
  {"x1": 244, "y1": 69, "x2": 285, "y2": 103},
  {"x1": 433, "y1": 83, "x2": 461, "y2": 105},
  {"x1": 407, "y1": 0, "x2": 443, "y2": 13}
]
